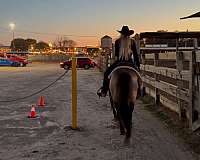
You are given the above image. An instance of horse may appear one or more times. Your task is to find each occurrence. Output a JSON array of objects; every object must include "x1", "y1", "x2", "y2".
[{"x1": 108, "y1": 66, "x2": 143, "y2": 144}]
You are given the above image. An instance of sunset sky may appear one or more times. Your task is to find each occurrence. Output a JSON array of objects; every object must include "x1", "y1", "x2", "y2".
[{"x1": 0, "y1": 0, "x2": 200, "y2": 46}]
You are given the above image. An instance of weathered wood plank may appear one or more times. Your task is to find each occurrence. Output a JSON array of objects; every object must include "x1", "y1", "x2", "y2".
[
  {"x1": 190, "y1": 40, "x2": 200, "y2": 131},
  {"x1": 142, "y1": 50, "x2": 200, "y2": 62},
  {"x1": 156, "y1": 51, "x2": 194, "y2": 61},
  {"x1": 145, "y1": 54, "x2": 155, "y2": 59},
  {"x1": 160, "y1": 95, "x2": 179, "y2": 113},
  {"x1": 140, "y1": 47, "x2": 200, "y2": 52},
  {"x1": 154, "y1": 53, "x2": 159, "y2": 104},
  {"x1": 141, "y1": 64, "x2": 190, "y2": 81},
  {"x1": 145, "y1": 87, "x2": 156, "y2": 98},
  {"x1": 182, "y1": 51, "x2": 192, "y2": 61},
  {"x1": 144, "y1": 86, "x2": 179, "y2": 113},
  {"x1": 196, "y1": 50, "x2": 200, "y2": 62},
  {"x1": 192, "y1": 120, "x2": 200, "y2": 131},
  {"x1": 144, "y1": 52, "x2": 177, "y2": 60},
  {"x1": 142, "y1": 75, "x2": 189, "y2": 102},
  {"x1": 189, "y1": 51, "x2": 194, "y2": 129},
  {"x1": 184, "y1": 51, "x2": 200, "y2": 62},
  {"x1": 159, "y1": 52, "x2": 176, "y2": 60}
]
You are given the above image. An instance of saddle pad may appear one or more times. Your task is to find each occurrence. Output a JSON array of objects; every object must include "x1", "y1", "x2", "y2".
[{"x1": 108, "y1": 66, "x2": 142, "y2": 80}]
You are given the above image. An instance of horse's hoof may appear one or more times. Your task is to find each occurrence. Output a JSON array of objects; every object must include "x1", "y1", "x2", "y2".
[
  {"x1": 123, "y1": 137, "x2": 131, "y2": 146},
  {"x1": 112, "y1": 118, "x2": 119, "y2": 126},
  {"x1": 120, "y1": 131, "x2": 125, "y2": 135},
  {"x1": 112, "y1": 118, "x2": 118, "y2": 122},
  {"x1": 109, "y1": 123, "x2": 118, "y2": 129},
  {"x1": 111, "y1": 120, "x2": 119, "y2": 128},
  {"x1": 97, "y1": 88, "x2": 107, "y2": 97}
]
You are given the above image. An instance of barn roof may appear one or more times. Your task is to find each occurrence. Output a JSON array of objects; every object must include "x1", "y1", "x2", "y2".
[
  {"x1": 140, "y1": 32, "x2": 200, "y2": 39},
  {"x1": 180, "y1": 12, "x2": 200, "y2": 19},
  {"x1": 101, "y1": 35, "x2": 112, "y2": 39}
]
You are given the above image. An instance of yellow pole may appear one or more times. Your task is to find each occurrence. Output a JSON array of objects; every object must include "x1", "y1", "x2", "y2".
[{"x1": 71, "y1": 53, "x2": 77, "y2": 129}]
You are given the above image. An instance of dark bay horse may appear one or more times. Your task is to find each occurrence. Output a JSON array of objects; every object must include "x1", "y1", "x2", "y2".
[{"x1": 109, "y1": 66, "x2": 142, "y2": 143}]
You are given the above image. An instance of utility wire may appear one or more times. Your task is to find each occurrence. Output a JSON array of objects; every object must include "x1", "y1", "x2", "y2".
[
  {"x1": 0, "y1": 70, "x2": 68, "y2": 103},
  {"x1": 0, "y1": 26, "x2": 98, "y2": 37}
]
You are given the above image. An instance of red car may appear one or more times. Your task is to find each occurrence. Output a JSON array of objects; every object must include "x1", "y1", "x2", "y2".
[
  {"x1": 6, "y1": 54, "x2": 28, "y2": 67},
  {"x1": 60, "y1": 57, "x2": 96, "y2": 70}
]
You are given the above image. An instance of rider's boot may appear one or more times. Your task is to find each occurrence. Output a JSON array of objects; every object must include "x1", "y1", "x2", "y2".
[
  {"x1": 136, "y1": 88, "x2": 141, "y2": 99},
  {"x1": 97, "y1": 78, "x2": 109, "y2": 97},
  {"x1": 136, "y1": 85, "x2": 144, "y2": 99},
  {"x1": 136, "y1": 81, "x2": 143, "y2": 99}
]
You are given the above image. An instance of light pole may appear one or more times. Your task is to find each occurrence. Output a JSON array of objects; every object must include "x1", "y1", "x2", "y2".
[{"x1": 9, "y1": 22, "x2": 15, "y2": 50}]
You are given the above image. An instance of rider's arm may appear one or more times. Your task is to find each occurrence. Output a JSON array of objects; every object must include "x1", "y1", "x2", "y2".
[
  {"x1": 131, "y1": 40, "x2": 140, "y2": 70},
  {"x1": 115, "y1": 39, "x2": 119, "y2": 61}
]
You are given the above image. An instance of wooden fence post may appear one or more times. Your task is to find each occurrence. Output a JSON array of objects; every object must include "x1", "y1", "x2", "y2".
[
  {"x1": 141, "y1": 52, "x2": 146, "y2": 94},
  {"x1": 190, "y1": 38, "x2": 198, "y2": 130},
  {"x1": 141, "y1": 52, "x2": 145, "y2": 65},
  {"x1": 176, "y1": 51, "x2": 184, "y2": 119},
  {"x1": 189, "y1": 50, "x2": 195, "y2": 129},
  {"x1": 154, "y1": 53, "x2": 159, "y2": 105}
]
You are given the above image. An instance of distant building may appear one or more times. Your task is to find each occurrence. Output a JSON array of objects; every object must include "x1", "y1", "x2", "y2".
[
  {"x1": 86, "y1": 46, "x2": 100, "y2": 56},
  {"x1": 76, "y1": 47, "x2": 87, "y2": 53},
  {"x1": 0, "y1": 46, "x2": 11, "y2": 53},
  {"x1": 101, "y1": 35, "x2": 112, "y2": 49}
]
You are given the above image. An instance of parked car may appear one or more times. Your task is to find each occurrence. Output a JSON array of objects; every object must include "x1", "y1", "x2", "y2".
[
  {"x1": 0, "y1": 58, "x2": 20, "y2": 67},
  {"x1": 5, "y1": 54, "x2": 28, "y2": 67},
  {"x1": 60, "y1": 57, "x2": 96, "y2": 70}
]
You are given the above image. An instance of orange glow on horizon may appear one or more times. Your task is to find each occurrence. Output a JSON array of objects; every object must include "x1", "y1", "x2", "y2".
[{"x1": 1, "y1": 20, "x2": 200, "y2": 47}]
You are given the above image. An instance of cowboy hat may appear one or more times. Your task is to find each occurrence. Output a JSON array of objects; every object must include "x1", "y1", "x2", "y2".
[{"x1": 118, "y1": 26, "x2": 134, "y2": 36}]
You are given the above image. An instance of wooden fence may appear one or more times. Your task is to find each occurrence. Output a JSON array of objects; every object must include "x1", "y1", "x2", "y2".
[
  {"x1": 97, "y1": 53, "x2": 114, "y2": 72},
  {"x1": 140, "y1": 47, "x2": 200, "y2": 131},
  {"x1": 28, "y1": 54, "x2": 69, "y2": 62},
  {"x1": 96, "y1": 55, "x2": 108, "y2": 72}
]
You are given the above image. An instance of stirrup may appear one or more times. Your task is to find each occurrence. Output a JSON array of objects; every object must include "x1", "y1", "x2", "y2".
[
  {"x1": 136, "y1": 89, "x2": 143, "y2": 99},
  {"x1": 97, "y1": 88, "x2": 107, "y2": 98}
]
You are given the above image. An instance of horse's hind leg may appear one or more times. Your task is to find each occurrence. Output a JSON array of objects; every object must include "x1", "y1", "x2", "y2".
[
  {"x1": 122, "y1": 106, "x2": 134, "y2": 139},
  {"x1": 125, "y1": 111, "x2": 133, "y2": 139},
  {"x1": 109, "y1": 91, "x2": 117, "y2": 120},
  {"x1": 123, "y1": 115, "x2": 133, "y2": 145},
  {"x1": 116, "y1": 108, "x2": 125, "y2": 135},
  {"x1": 119, "y1": 120, "x2": 125, "y2": 135}
]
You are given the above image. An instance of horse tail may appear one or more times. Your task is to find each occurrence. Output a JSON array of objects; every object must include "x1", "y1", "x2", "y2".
[{"x1": 117, "y1": 72, "x2": 132, "y2": 106}]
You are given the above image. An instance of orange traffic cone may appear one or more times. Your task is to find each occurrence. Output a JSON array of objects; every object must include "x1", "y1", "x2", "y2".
[
  {"x1": 38, "y1": 96, "x2": 45, "y2": 107},
  {"x1": 28, "y1": 105, "x2": 37, "y2": 118}
]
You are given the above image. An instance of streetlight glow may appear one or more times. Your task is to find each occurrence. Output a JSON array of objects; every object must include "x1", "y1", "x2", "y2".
[
  {"x1": 9, "y1": 22, "x2": 16, "y2": 50},
  {"x1": 49, "y1": 42, "x2": 53, "y2": 48},
  {"x1": 9, "y1": 22, "x2": 15, "y2": 30}
]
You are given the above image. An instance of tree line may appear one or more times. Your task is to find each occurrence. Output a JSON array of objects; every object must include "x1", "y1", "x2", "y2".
[
  {"x1": 11, "y1": 38, "x2": 49, "y2": 51},
  {"x1": 11, "y1": 37, "x2": 76, "y2": 51}
]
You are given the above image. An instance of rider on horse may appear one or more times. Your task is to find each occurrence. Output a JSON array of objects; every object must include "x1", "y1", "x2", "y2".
[{"x1": 97, "y1": 26, "x2": 141, "y2": 97}]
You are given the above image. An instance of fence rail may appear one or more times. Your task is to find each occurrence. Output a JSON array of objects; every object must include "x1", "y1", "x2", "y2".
[
  {"x1": 141, "y1": 47, "x2": 200, "y2": 131},
  {"x1": 97, "y1": 42, "x2": 200, "y2": 131}
]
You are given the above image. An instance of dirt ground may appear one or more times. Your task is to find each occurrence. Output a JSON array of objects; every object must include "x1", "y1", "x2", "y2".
[{"x1": 0, "y1": 63, "x2": 199, "y2": 160}]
